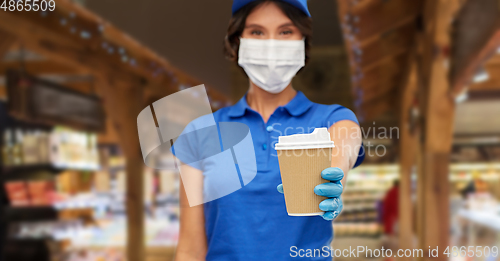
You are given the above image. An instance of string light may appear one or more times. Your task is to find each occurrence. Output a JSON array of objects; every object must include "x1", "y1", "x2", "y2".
[{"x1": 80, "y1": 31, "x2": 91, "y2": 39}]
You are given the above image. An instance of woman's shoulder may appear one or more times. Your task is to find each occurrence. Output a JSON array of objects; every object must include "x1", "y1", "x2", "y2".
[
  {"x1": 310, "y1": 102, "x2": 354, "y2": 114},
  {"x1": 309, "y1": 102, "x2": 359, "y2": 125},
  {"x1": 211, "y1": 106, "x2": 232, "y2": 120}
]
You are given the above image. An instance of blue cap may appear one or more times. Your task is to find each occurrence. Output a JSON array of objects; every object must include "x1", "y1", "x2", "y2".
[{"x1": 232, "y1": 0, "x2": 311, "y2": 17}]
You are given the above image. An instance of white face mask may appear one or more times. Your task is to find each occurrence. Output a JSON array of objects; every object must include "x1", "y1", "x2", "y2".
[{"x1": 238, "y1": 38, "x2": 305, "y2": 94}]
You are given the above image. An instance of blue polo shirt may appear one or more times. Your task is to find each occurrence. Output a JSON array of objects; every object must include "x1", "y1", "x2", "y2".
[{"x1": 176, "y1": 91, "x2": 363, "y2": 260}]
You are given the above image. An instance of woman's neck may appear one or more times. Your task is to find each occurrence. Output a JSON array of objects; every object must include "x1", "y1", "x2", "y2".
[{"x1": 246, "y1": 81, "x2": 297, "y2": 123}]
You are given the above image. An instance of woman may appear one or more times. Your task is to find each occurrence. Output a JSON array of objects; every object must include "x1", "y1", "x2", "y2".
[{"x1": 175, "y1": 0, "x2": 363, "y2": 260}]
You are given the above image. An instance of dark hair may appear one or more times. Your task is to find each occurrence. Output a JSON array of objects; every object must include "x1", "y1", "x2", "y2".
[{"x1": 223, "y1": 0, "x2": 312, "y2": 63}]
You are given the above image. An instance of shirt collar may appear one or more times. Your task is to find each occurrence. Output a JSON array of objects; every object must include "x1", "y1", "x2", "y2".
[{"x1": 228, "y1": 91, "x2": 313, "y2": 118}]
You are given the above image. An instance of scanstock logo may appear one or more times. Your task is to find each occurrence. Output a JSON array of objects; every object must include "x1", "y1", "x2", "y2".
[{"x1": 137, "y1": 85, "x2": 257, "y2": 206}]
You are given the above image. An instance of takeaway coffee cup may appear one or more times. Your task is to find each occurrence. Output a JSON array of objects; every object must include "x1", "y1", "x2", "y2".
[{"x1": 275, "y1": 128, "x2": 334, "y2": 216}]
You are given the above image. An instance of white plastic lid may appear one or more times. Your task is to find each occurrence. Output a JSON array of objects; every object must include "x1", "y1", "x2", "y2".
[{"x1": 274, "y1": 127, "x2": 335, "y2": 150}]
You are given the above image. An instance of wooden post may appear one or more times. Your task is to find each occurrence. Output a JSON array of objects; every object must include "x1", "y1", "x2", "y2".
[
  {"x1": 398, "y1": 59, "x2": 419, "y2": 260},
  {"x1": 417, "y1": 0, "x2": 460, "y2": 259},
  {"x1": 0, "y1": 29, "x2": 16, "y2": 57},
  {"x1": 0, "y1": 29, "x2": 17, "y2": 99},
  {"x1": 98, "y1": 76, "x2": 146, "y2": 261}
]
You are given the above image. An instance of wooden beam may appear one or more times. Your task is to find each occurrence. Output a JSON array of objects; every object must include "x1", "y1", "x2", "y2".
[
  {"x1": 359, "y1": 83, "x2": 397, "y2": 104},
  {"x1": 98, "y1": 76, "x2": 146, "y2": 261},
  {"x1": 450, "y1": 0, "x2": 500, "y2": 96},
  {"x1": 358, "y1": 54, "x2": 405, "y2": 88},
  {"x1": 485, "y1": 53, "x2": 500, "y2": 65},
  {"x1": 53, "y1": 0, "x2": 177, "y2": 75},
  {"x1": 357, "y1": 22, "x2": 416, "y2": 69},
  {"x1": 0, "y1": 60, "x2": 89, "y2": 75},
  {"x1": 0, "y1": 29, "x2": 17, "y2": 58},
  {"x1": 467, "y1": 89, "x2": 500, "y2": 100},
  {"x1": 0, "y1": 1, "x2": 172, "y2": 84},
  {"x1": 398, "y1": 57, "x2": 419, "y2": 260},
  {"x1": 353, "y1": 53, "x2": 407, "y2": 105},
  {"x1": 0, "y1": 81, "x2": 93, "y2": 100},
  {"x1": 470, "y1": 79, "x2": 500, "y2": 90},
  {"x1": 339, "y1": 0, "x2": 423, "y2": 41},
  {"x1": 347, "y1": 0, "x2": 383, "y2": 14},
  {"x1": 0, "y1": 11, "x2": 144, "y2": 85},
  {"x1": 357, "y1": 95, "x2": 396, "y2": 122},
  {"x1": 417, "y1": 0, "x2": 460, "y2": 259},
  {"x1": 468, "y1": 55, "x2": 500, "y2": 90}
]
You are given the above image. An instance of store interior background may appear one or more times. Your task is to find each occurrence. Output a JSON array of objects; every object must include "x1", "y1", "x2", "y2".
[{"x1": 1, "y1": 0, "x2": 500, "y2": 260}]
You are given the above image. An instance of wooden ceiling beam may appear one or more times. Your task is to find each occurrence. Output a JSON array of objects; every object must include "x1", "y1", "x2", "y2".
[
  {"x1": 450, "y1": 0, "x2": 500, "y2": 96},
  {"x1": 485, "y1": 54, "x2": 500, "y2": 65},
  {"x1": 0, "y1": 29, "x2": 17, "y2": 58},
  {"x1": 357, "y1": 95, "x2": 396, "y2": 122},
  {"x1": 359, "y1": 83, "x2": 398, "y2": 104},
  {"x1": 359, "y1": 63, "x2": 401, "y2": 90},
  {"x1": 0, "y1": 13, "x2": 143, "y2": 85},
  {"x1": 346, "y1": 0, "x2": 380, "y2": 14},
  {"x1": 0, "y1": 5, "x2": 228, "y2": 103},
  {"x1": 356, "y1": 22, "x2": 416, "y2": 69},
  {"x1": 467, "y1": 89, "x2": 500, "y2": 100},
  {"x1": 339, "y1": 0, "x2": 423, "y2": 41},
  {"x1": 53, "y1": 0, "x2": 176, "y2": 73},
  {"x1": 0, "y1": 60, "x2": 90, "y2": 75},
  {"x1": 355, "y1": 52, "x2": 408, "y2": 89},
  {"x1": 0, "y1": 2, "x2": 172, "y2": 84},
  {"x1": 359, "y1": 48, "x2": 410, "y2": 72},
  {"x1": 0, "y1": 81, "x2": 93, "y2": 97},
  {"x1": 470, "y1": 78, "x2": 500, "y2": 91}
]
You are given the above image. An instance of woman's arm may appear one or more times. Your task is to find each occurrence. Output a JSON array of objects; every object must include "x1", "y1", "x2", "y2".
[
  {"x1": 328, "y1": 120, "x2": 362, "y2": 185},
  {"x1": 175, "y1": 164, "x2": 207, "y2": 261}
]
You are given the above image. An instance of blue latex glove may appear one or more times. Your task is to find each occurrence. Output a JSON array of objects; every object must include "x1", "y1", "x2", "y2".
[{"x1": 277, "y1": 167, "x2": 344, "y2": 221}]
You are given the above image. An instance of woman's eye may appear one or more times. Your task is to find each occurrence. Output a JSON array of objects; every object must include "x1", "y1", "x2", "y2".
[
  {"x1": 251, "y1": 30, "x2": 263, "y2": 36},
  {"x1": 280, "y1": 30, "x2": 293, "y2": 35}
]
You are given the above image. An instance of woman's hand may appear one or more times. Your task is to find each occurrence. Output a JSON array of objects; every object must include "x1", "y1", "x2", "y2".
[
  {"x1": 277, "y1": 167, "x2": 344, "y2": 221},
  {"x1": 314, "y1": 167, "x2": 344, "y2": 220}
]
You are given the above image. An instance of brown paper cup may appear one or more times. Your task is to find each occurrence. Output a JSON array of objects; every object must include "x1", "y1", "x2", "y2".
[{"x1": 277, "y1": 147, "x2": 332, "y2": 216}]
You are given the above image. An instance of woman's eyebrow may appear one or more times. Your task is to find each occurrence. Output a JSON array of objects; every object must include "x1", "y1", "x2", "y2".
[
  {"x1": 278, "y1": 22, "x2": 295, "y2": 28},
  {"x1": 245, "y1": 24, "x2": 265, "y2": 29}
]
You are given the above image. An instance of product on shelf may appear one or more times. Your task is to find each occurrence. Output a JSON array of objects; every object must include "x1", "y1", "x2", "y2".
[
  {"x1": 27, "y1": 180, "x2": 55, "y2": 206},
  {"x1": 115, "y1": 170, "x2": 126, "y2": 194},
  {"x1": 2, "y1": 129, "x2": 13, "y2": 166},
  {"x1": 50, "y1": 127, "x2": 99, "y2": 170},
  {"x1": 1, "y1": 127, "x2": 99, "y2": 170},
  {"x1": 159, "y1": 170, "x2": 178, "y2": 196},
  {"x1": 94, "y1": 171, "x2": 111, "y2": 193},
  {"x1": 12, "y1": 128, "x2": 24, "y2": 166},
  {"x1": 333, "y1": 222, "x2": 382, "y2": 238},
  {"x1": 5, "y1": 181, "x2": 30, "y2": 206},
  {"x1": 8, "y1": 220, "x2": 85, "y2": 240}
]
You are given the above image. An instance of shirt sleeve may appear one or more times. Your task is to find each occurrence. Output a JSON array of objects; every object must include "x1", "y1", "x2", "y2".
[
  {"x1": 170, "y1": 114, "x2": 222, "y2": 171},
  {"x1": 324, "y1": 105, "x2": 365, "y2": 168},
  {"x1": 170, "y1": 121, "x2": 202, "y2": 170}
]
